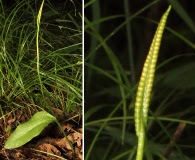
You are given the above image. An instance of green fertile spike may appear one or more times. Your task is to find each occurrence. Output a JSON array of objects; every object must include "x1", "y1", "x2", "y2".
[
  {"x1": 135, "y1": 5, "x2": 171, "y2": 136},
  {"x1": 134, "y1": 5, "x2": 171, "y2": 160}
]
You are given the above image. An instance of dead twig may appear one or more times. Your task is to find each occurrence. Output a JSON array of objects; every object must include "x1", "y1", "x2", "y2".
[{"x1": 163, "y1": 122, "x2": 186, "y2": 158}]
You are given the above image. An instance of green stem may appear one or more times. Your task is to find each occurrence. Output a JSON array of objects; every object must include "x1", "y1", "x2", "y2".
[
  {"x1": 36, "y1": 0, "x2": 44, "y2": 96},
  {"x1": 136, "y1": 125, "x2": 145, "y2": 160},
  {"x1": 56, "y1": 121, "x2": 75, "y2": 153}
]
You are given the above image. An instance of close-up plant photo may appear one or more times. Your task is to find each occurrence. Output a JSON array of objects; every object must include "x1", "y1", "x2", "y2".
[
  {"x1": 0, "y1": 0, "x2": 82, "y2": 159},
  {"x1": 85, "y1": 0, "x2": 195, "y2": 159}
]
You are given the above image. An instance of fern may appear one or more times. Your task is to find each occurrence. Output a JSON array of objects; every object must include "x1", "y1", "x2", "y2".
[{"x1": 134, "y1": 6, "x2": 171, "y2": 160}]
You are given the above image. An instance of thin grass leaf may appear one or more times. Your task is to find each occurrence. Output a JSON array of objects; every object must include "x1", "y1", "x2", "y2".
[
  {"x1": 167, "y1": 0, "x2": 195, "y2": 34},
  {"x1": 134, "y1": 6, "x2": 171, "y2": 160},
  {"x1": 33, "y1": 148, "x2": 67, "y2": 160},
  {"x1": 142, "y1": 18, "x2": 195, "y2": 49},
  {"x1": 85, "y1": 16, "x2": 128, "y2": 144},
  {"x1": 124, "y1": 0, "x2": 135, "y2": 85},
  {"x1": 86, "y1": 0, "x2": 100, "y2": 91},
  {"x1": 84, "y1": 0, "x2": 159, "y2": 61},
  {"x1": 4, "y1": 111, "x2": 56, "y2": 149}
]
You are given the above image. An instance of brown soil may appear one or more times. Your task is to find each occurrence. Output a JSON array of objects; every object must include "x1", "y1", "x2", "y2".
[{"x1": 0, "y1": 107, "x2": 82, "y2": 160}]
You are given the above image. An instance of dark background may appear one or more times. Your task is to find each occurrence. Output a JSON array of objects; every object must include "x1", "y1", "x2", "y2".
[{"x1": 85, "y1": 0, "x2": 195, "y2": 159}]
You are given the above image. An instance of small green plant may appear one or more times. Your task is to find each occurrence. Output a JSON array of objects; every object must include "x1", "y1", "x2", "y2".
[
  {"x1": 0, "y1": 0, "x2": 81, "y2": 158},
  {"x1": 134, "y1": 6, "x2": 171, "y2": 160}
]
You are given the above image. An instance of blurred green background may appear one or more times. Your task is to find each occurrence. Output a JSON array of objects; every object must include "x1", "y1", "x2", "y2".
[{"x1": 85, "y1": 0, "x2": 195, "y2": 159}]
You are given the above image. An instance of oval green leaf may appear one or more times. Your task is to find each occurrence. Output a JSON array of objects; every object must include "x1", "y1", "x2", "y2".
[{"x1": 4, "y1": 111, "x2": 57, "y2": 149}]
